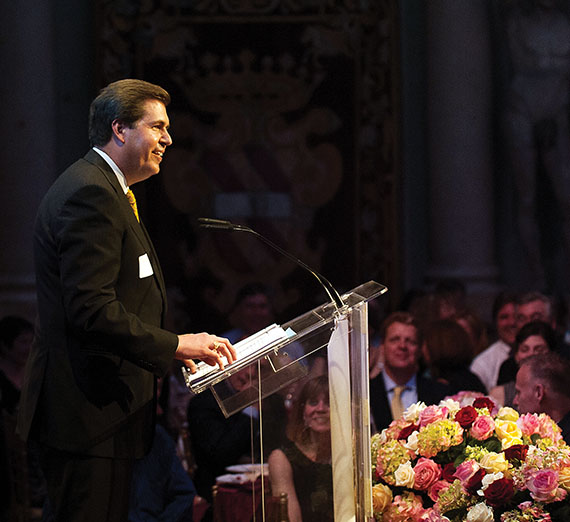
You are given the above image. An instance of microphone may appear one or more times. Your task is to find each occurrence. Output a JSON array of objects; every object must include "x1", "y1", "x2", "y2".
[{"x1": 198, "y1": 217, "x2": 345, "y2": 311}]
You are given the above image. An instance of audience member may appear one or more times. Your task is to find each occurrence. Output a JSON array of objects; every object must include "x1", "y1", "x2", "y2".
[
  {"x1": 268, "y1": 375, "x2": 332, "y2": 522},
  {"x1": 369, "y1": 312, "x2": 449, "y2": 433},
  {"x1": 422, "y1": 319, "x2": 486, "y2": 395},
  {"x1": 515, "y1": 291, "x2": 555, "y2": 330},
  {"x1": 470, "y1": 291, "x2": 518, "y2": 391},
  {"x1": 514, "y1": 352, "x2": 570, "y2": 444},
  {"x1": 0, "y1": 316, "x2": 44, "y2": 518},
  {"x1": 491, "y1": 321, "x2": 558, "y2": 407},
  {"x1": 454, "y1": 308, "x2": 489, "y2": 356},
  {"x1": 128, "y1": 423, "x2": 197, "y2": 522},
  {"x1": 497, "y1": 291, "x2": 556, "y2": 384},
  {"x1": 434, "y1": 278, "x2": 467, "y2": 319},
  {"x1": 0, "y1": 316, "x2": 34, "y2": 413},
  {"x1": 224, "y1": 282, "x2": 275, "y2": 343}
]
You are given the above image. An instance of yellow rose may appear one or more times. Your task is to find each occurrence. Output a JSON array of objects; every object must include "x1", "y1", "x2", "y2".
[
  {"x1": 497, "y1": 407, "x2": 519, "y2": 422},
  {"x1": 559, "y1": 466, "x2": 570, "y2": 491},
  {"x1": 372, "y1": 483, "x2": 393, "y2": 513},
  {"x1": 394, "y1": 461, "x2": 415, "y2": 488},
  {"x1": 495, "y1": 419, "x2": 522, "y2": 440},
  {"x1": 480, "y1": 452, "x2": 509, "y2": 474},
  {"x1": 501, "y1": 435, "x2": 524, "y2": 450}
]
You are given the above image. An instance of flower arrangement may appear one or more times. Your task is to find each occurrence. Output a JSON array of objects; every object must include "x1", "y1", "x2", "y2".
[{"x1": 371, "y1": 396, "x2": 570, "y2": 521}]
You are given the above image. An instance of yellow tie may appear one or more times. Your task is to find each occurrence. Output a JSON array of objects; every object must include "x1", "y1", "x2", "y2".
[
  {"x1": 126, "y1": 189, "x2": 139, "y2": 222},
  {"x1": 390, "y1": 385, "x2": 406, "y2": 420}
]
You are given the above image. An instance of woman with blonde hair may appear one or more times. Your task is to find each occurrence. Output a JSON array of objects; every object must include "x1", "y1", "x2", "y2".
[{"x1": 268, "y1": 375, "x2": 332, "y2": 521}]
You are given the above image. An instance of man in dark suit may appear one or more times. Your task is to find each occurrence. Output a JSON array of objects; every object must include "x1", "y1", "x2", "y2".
[
  {"x1": 370, "y1": 311, "x2": 449, "y2": 433},
  {"x1": 17, "y1": 79, "x2": 236, "y2": 521}
]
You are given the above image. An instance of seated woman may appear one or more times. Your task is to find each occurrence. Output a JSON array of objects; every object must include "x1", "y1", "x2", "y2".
[
  {"x1": 268, "y1": 375, "x2": 332, "y2": 522},
  {"x1": 489, "y1": 320, "x2": 557, "y2": 408}
]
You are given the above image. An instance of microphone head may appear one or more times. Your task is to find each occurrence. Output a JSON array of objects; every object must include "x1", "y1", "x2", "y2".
[{"x1": 197, "y1": 217, "x2": 234, "y2": 229}]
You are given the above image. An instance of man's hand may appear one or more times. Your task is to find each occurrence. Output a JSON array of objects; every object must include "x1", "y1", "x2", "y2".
[{"x1": 175, "y1": 333, "x2": 236, "y2": 373}]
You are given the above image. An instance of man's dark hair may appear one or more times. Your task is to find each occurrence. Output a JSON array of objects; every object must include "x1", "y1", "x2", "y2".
[
  {"x1": 514, "y1": 320, "x2": 558, "y2": 354},
  {"x1": 492, "y1": 291, "x2": 518, "y2": 323},
  {"x1": 88, "y1": 79, "x2": 171, "y2": 147}
]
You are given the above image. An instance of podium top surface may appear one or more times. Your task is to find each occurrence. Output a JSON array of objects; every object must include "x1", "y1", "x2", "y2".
[{"x1": 182, "y1": 280, "x2": 387, "y2": 394}]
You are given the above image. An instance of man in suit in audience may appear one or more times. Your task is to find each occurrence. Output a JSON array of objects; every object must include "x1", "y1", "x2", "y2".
[
  {"x1": 369, "y1": 311, "x2": 449, "y2": 433},
  {"x1": 514, "y1": 352, "x2": 570, "y2": 444}
]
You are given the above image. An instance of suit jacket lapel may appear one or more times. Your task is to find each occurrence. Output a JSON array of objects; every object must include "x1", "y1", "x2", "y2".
[
  {"x1": 140, "y1": 221, "x2": 168, "y2": 320},
  {"x1": 83, "y1": 150, "x2": 168, "y2": 320}
]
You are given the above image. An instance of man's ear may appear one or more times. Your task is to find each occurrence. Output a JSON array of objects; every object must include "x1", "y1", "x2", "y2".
[
  {"x1": 535, "y1": 382, "x2": 546, "y2": 403},
  {"x1": 111, "y1": 119, "x2": 127, "y2": 144}
]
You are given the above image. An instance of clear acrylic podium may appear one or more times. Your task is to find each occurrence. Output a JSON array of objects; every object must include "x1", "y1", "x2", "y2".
[{"x1": 183, "y1": 280, "x2": 387, "y2": 522}]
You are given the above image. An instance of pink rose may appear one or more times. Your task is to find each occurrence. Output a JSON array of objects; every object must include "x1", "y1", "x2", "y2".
[
  {"x1": 518, "y1": 413, "x2": 540, "y2": 437},
  {"x1": 419, "y1": 405, "x2": 448, "y2": 427},
  {"x1": 453, "y1": 460, "x2": 479, "y2": 485},
  {"x1": 413, "y1": 457, "x2": 442, "y2": 490},
  {"x1": 527, "y1": 469, "x2": 562, "y2": 502},
  {"x1": 427, "y1": 480, "x2": 450, "y2": 502},
  {"x1": 470, "y1": 415, "x2": 495, "y2": 440}
]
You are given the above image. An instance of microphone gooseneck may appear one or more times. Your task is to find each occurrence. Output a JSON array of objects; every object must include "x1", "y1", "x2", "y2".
[{"x1": 197, "y1": 217, "x2": 345, "y2": 311}]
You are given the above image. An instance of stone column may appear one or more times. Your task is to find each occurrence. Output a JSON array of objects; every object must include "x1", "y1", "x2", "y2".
[
  {"x1": 425, "y1": 0, "x2": 499, "y2": 311},
  {"x1": 0, "y1": 1, "x2": 56, "y2": 320}
]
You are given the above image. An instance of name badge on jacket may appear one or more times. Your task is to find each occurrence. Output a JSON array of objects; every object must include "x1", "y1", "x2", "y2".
[{"x1": 139, "y1": 253, "x2": 154, "y2": 278}]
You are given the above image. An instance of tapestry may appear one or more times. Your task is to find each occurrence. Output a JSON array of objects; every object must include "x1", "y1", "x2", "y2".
[{"x1": 95, "y1": 0, "x2": 400, "y2": 331}]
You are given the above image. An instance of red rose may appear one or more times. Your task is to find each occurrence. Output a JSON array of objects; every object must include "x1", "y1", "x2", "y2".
[
  {"x1": 455, "y1": 406, "x2": 478, "y2": 428},
  {"x1": 398, "y1": 424, "x2": 419, "y2": 440},
  {"x1": 465, "y1": 469, "x2": 485, "y2": 496},
  {"x1": 473, "y1": 397, "x2": 495, "y2": 412},
  {"x1": 483, "y1": 477, "x2": 515, "y2": 507},
  {"x1": 442, "y1": 462, "x2": 457, "y2": 483},
  {"x1": 503, "y1": 444, "x2": 529, "y2": 462}
]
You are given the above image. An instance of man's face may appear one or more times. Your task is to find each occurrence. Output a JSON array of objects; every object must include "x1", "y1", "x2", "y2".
[
  {"x1": 516, "y1": 299, "x2": 549, "y2": 329},
  {"x1": 513, "y1": 364, "x2": 541, "y2": 414},
  {"x1": 496, "y1": 302, "x2": 517, "y2": 346},
  {"x1": 381, "y1": 322, "x2": 420, "y2": 376},
  {"x1": 121, "y1": 99, "x2": 172, "y2": 184}
]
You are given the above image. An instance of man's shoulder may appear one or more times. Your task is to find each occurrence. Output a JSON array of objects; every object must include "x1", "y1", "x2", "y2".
[{"x1": 38, "y1": 152, "x2": 118, "y2": 210}]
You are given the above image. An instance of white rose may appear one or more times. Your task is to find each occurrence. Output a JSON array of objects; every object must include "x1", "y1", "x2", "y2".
[
  {"x1": 478, "y1": 472, "x2": 504, "y2": 496},
  {"x1": 404, "y1": 430, "x2": 419, "y2": 452},
  {"x1": 439, "y1": 398, "x2": 461, "y2": 414},
  {"x1": 403, "y1": 401, "x2": 426, "y2": 422},
  {"x1": 394, "y1": 461, "x2": 415, "y2": 488},
  {"x1": 466, "y1": 502, "x2": 495, "y2": 522}
]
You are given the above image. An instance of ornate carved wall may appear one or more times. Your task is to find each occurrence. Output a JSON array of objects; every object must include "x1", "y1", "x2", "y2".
[{"x1": 95, "y1": 0, "x2": 401, "y2": 331}]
